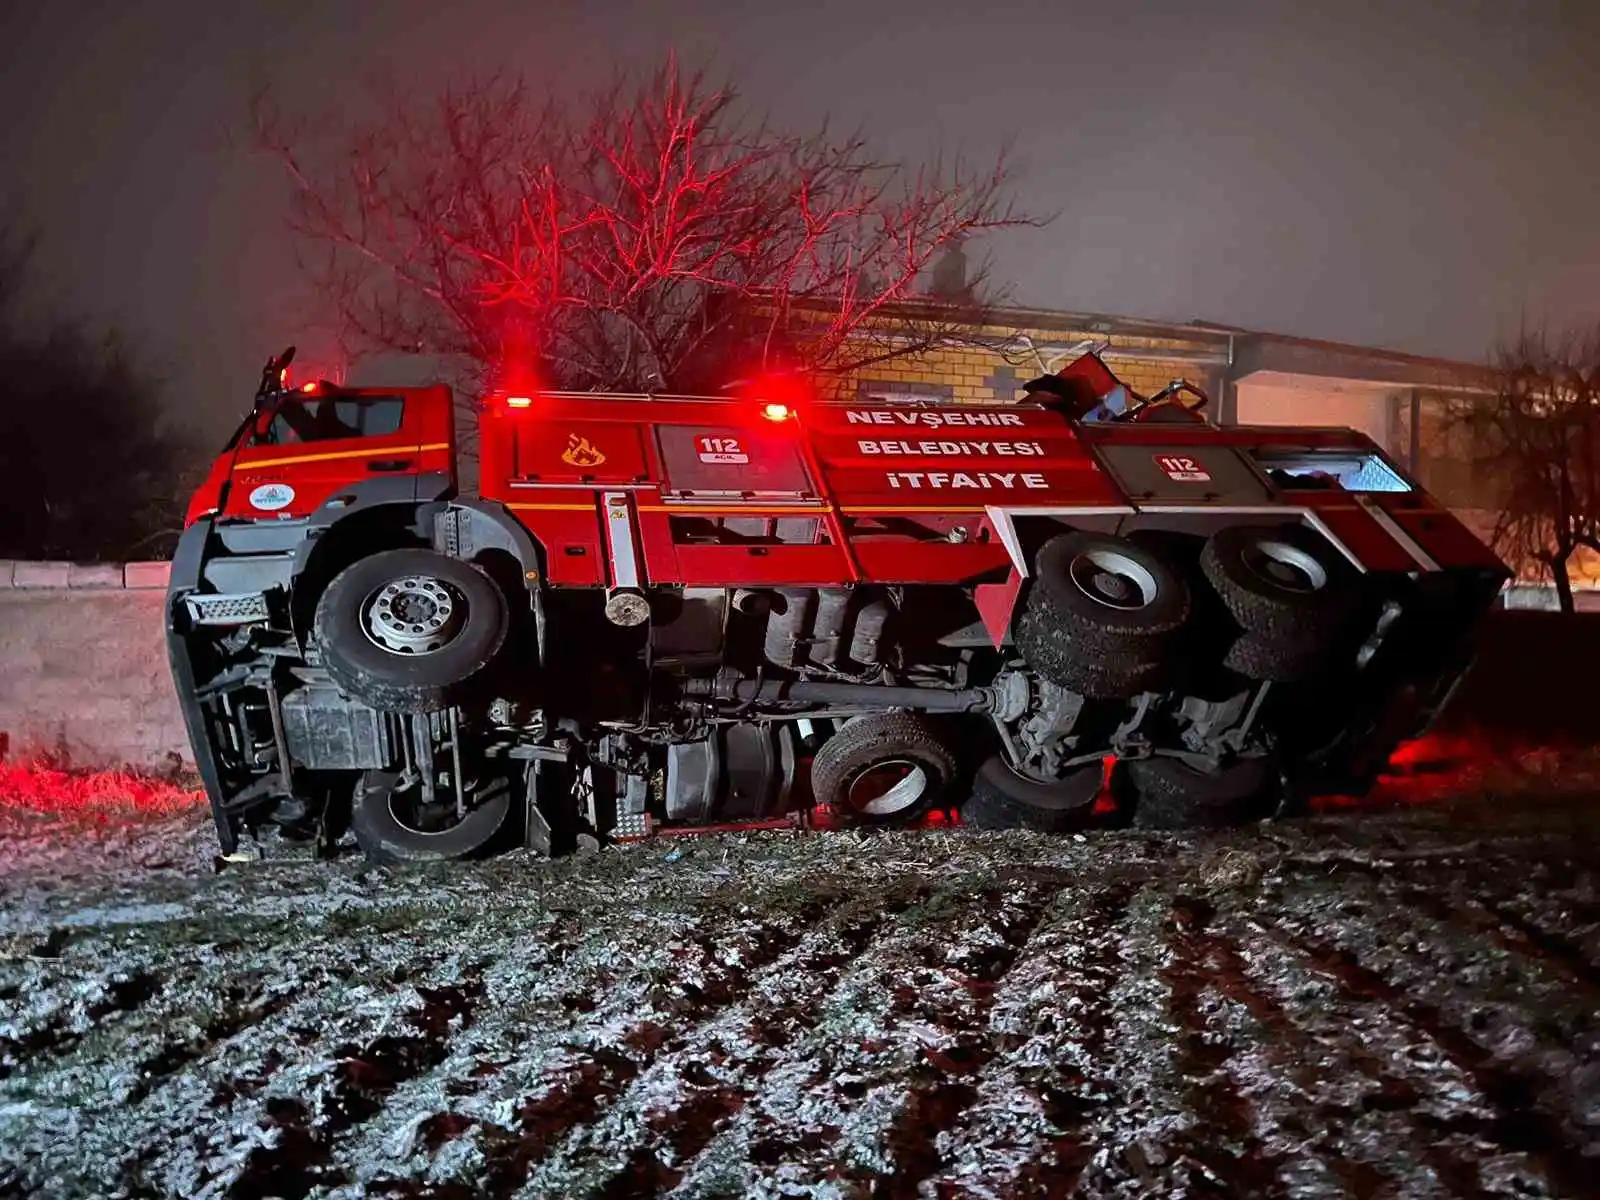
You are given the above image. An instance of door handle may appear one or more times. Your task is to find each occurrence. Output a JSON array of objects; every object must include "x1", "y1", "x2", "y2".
[{"x1": 367, "y1": 459, "x2": 414, "y2": 473}]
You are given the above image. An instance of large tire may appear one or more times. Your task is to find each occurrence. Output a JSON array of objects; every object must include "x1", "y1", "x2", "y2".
[
  {"x1": 1010, "y1": 624, "x2": 1169, "y2": 699},
  {"x1": 1200, "y1": 524, "x2": 1361, "y2": 647},
  {"x1": 1222, "y1": 631, "x2": 1350, "y2": 683},
  {"x1": 961, "y1": 756, "x2": 1102, "y2": 833},
  {"x1": 1014, "y1": 532, "x2": 1190, "y2": 695},
  {"x1": 314, "y1": 548, "x2": 510, "y2": 714},
  {"x1": 351, "y1": 768, "x2": 514, "y2": 864},
  {"x1": 810, "y1": 713, "x2": 957, "y2": 826},
  {"x1": 1122, "y1": 754, "x2": 1280, "y2": 830}
]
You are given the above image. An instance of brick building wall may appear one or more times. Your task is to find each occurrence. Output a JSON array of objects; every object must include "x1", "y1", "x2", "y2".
[{"x1": 837, "y1": 325, "x2": 1222, "y2": 408}]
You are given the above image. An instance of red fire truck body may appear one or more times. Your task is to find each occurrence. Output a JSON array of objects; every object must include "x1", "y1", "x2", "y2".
[{"x1": 166, "y1": 349, "x2": 1508, "y2": 862}]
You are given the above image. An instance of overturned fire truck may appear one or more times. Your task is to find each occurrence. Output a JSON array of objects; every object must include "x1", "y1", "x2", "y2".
[{"x1": 167, "y1": 346, "x2": 1509, "y2": 861}]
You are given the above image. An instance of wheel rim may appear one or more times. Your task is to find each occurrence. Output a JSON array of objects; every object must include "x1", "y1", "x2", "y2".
[
  {"x1": 386, "y1": 788, "x2": 464, "y2": 836},
  {"x1": 845, "y1": 759, "x2": 929, "y2": 817},
  {"x1": 362, "y1": 575, "x2": 465, "y2": 654},
  {"x1": 1067, "y1": 549, "x2": 1159, "y2": 611},
  {"x1": 1241, "y1": 539, "x2": 1328, "y2": 595}
]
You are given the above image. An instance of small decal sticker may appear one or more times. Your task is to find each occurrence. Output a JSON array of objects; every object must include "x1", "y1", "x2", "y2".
[
  {"x1": 248, "y1": 483, "x2": 296, "y2": 511},
  {"x1": 696, "y1": 435, "x2": 748, "y2": 464},
  {"x1": 1154, "y1": 453, "x2": 1211, "y2": 482},
  {"x1": 561, "y1": 434, "x2": 607, "y2": 467}
]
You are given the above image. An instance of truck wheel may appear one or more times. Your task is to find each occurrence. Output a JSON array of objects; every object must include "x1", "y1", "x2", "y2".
[
  {"x1": 810, "y1": 713, "x2": 957, "y2": 826},
  {"x1": 1223, "y1": 631, "x2": 1351, "y2": 683},
  {"x1": 1201, "y1": 524, "x2": 1358, "y2": 645},
  {"x1": 1122, "y1": 755, "x2": 1280, "y2": 830},
  {"x1": 1010, "y1": 624, "x2": 1170, "y2": 699},
  {"x1": 1014, "y1": 532, "x2": 1190, "y2": 691},
  {"x1": 314, "y1": 548, "x2": 510, "y2": 713},
  {"x1": 350, "y1": 769, "x2": 513, "y2": 864},
  {"x1": 961, "y1": 756, "x2": 1102, "y2": 833}
]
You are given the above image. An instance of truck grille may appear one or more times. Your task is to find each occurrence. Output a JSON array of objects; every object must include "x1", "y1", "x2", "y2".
[{"x1": 185, "y1": 592, "x2": 271, "y2": 626}]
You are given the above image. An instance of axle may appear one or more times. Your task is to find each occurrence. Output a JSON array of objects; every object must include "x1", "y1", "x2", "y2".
[{"x1": 680, "y1": 671, "x2": 999, "y2": 712}]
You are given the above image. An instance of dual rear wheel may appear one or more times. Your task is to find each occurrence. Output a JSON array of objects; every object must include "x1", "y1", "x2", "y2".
[
  {"x1": 970, "y1": 523, "x2": 1362, "y2": 832},
  {"x1": 1015, "y1": 524, "x2": 1361, "y2": 693}
]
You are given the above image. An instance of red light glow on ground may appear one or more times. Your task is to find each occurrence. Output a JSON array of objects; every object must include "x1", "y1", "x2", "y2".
[
  {"x1": 0, "y1": 733, "x2": 1566, "y2": 838},
  {"x1": 0, "y1": 762, "x2": 202, "y2": 816}
]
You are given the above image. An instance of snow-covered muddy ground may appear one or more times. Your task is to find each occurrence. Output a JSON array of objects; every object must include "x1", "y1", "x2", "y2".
[{"x1": 2, "y1": 754, "x2": 1599, "y2": 1199}]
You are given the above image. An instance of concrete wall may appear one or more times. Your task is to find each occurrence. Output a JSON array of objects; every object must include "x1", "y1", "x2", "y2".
[
  {"x1": 0, "y1": 562, "x2": 187, "y2": 770},
  {"x1": 1, "y1": 559, "x2": 1595, "y2": 771}
]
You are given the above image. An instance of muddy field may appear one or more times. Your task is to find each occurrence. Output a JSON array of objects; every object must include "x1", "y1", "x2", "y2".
[{"x1": 2, "y1": 769, "x2": 1599, "y2": 1198}]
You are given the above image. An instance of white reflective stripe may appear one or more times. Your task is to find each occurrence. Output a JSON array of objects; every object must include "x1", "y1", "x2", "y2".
[
  {"x1": 984, "y1": 505, "x2": 1138, "y2": 578},
  {"x1": 1356, "y1": 496, "x2": 1440, "y2": 572},
  {"x1": 1132, "y1": 503, "x2": 1369, "y2": 574},
  {"x1": 984, "y1": 506, "x2": 1028, "y2": 577},
  {"x1": 982, "y1": 502, "x2": 1374, "y2": 575},
  {"x1": 602, "y1": 491, "x2": 641, "y2": 588},
  {"x1": 1299, "y1": 512, "x2": 1368, "y2": 573}
]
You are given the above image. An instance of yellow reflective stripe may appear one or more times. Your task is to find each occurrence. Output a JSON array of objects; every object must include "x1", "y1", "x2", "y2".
[
  {"x1": 238, "y1": 442, "x2": 451, "y2": 470},
  {"x1": 505, "y1": 502, "x2": 600, "y2": 512},
  {"x1": 635, "y1": 505, "x2": 831, "y2": 515},
  {"x1": 843, "y1": 505, "x2": 988, "y2": 514}
]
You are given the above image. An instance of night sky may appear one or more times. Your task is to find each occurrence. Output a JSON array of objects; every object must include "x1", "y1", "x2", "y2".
[{"x1": 2, "y1": 0, "x2": 1596, "y2": 438}]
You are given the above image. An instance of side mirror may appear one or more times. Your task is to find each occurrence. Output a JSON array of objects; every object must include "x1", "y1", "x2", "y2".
[{"x1": 256, "y1": 345, "x2": 298, "y2": 400}]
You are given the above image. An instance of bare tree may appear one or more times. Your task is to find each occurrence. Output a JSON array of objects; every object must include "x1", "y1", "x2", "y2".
[
  {"x1": 1445, "y1": 327, "x2": 1600, "y2": 612},
  {"x1": 251, "y1": 56, "x2": 1045, "y2": 400}
]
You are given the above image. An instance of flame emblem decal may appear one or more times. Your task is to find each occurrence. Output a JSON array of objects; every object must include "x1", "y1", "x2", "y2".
[{"x1": 561, "y1": 433, "x2": 607, "y2": 467}]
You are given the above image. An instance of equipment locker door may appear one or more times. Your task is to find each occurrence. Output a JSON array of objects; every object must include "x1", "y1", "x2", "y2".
[{"x1": 655, "y1": 426, "x2": 818, "y2": 500}]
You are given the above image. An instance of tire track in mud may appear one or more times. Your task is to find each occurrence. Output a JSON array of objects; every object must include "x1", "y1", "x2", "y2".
[
  {"x1": 1468, "y1": 897, "x2": 1600, "y2": 993},
  {"x1": 463, "y1": 896, "x2": 849, "y2": 1197},
  {"x1": 1157, "y1": 894, "x2": 1293, "y2": 1199},
  {"x1": 1379, "y1": 861, "x2": 1600, "y2": 997},
  {"x1": 1271, "y1": 893, "x2": 1596, "y2": 1200},
  {"x1": 124, "y1": 982, "x2": 295, "y2": 1106},
  {"x1": 214, "y1": 972, "x2": 487, "y2": 1200},
  {"x1": 947, "y1": 881, "x2": 1140, "y2": 1198},
  {"x1": 1307, "y1": 851, "x2": 1600, "y2": 995},
  {"x1": 1175, "y1": 899, "x2": 1495, "y2": 1200},
  {"x1": 661, "y1": 873, "x2": 1074, "y2": 1196},
  {"x1": 107, "y1": 929, "x2": 511, "y2": 1198},
  {"x1": 540, "y1": 878, "x2": 1061, "y2": 1197},
  {"x1": 132, "y1": 909, "x2": 600, "y2": 1198},
  {"x1": 0, "y1": 968, "x2": 158, "y2": 1081},
  {"x1": 863, "y1": 877, "x2": 1062, "y2": 1198},
  {"x1": 573, "y1": 900, "x2": 908, "y2": 1199}
]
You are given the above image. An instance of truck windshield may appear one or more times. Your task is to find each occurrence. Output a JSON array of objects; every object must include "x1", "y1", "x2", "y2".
[{"x1": 249, "y1": 395, "x2": 406, "y2": 446}]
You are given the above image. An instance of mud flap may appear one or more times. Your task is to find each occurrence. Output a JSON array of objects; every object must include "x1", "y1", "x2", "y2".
[
  {"x1": 523, "y1": 758, "x2": 567, "y2": 856},
  {"x1": 974, "y1": 568, "x2": 1025, "y2": 649}
]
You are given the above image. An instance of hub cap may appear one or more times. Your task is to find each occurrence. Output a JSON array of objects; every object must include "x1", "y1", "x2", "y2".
[
  {"x1": 846, "y1": 760, "x2": 928, "y2": 817},
  {"x1": 1068, "y1": 549, "x2": 1159, "y2": 611},
  {"x1": 1241, "y1": 540, "x2": 1327, "y2": 595},
  {"x1": 363, "y1": 575, "x2": 464, "y2": 654},
  {"x1": 390, "y1": 790, "x2": 462, "y2": 834}
]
